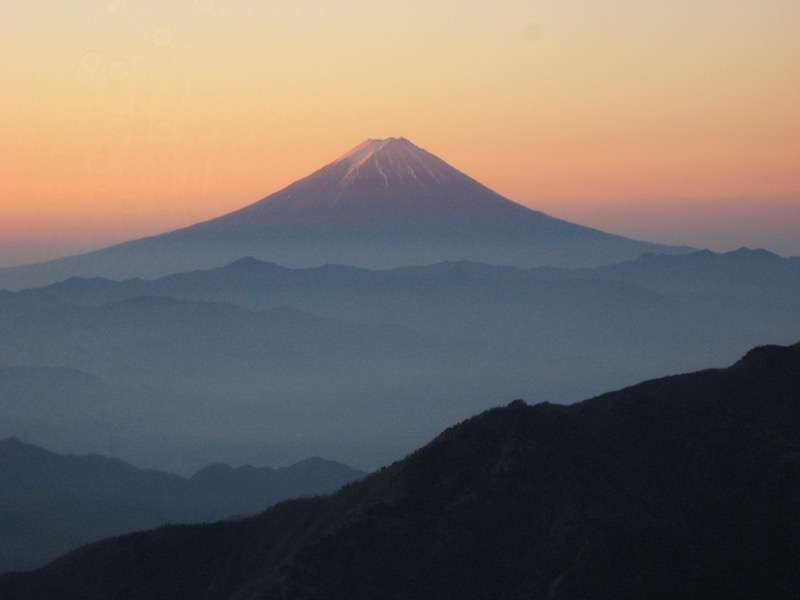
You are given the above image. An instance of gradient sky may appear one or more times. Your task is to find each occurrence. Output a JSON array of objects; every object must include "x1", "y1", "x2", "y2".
[{"x1": 2, "y1": 0, "x2": 799, "y2": 267}]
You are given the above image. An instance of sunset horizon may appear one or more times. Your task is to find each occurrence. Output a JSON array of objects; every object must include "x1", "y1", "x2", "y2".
[{"x1": 2, "y1": 1, "x2": 799, "y2": 267}]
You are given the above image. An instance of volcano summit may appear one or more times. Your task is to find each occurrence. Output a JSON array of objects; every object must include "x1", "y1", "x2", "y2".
[{"x1": 0, "y1": 138, "x2": 690, "y2": 288}]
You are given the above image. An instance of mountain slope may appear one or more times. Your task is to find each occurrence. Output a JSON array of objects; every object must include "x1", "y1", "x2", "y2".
[
  {"x1": 0, "y1": 438, "x2": 364, "y2": 573},
  {"x1": 0, "y1": 138, "x2": 691, "y2": 289},
  {"x1": 2, "y1": 342, "x2": 798, "y2": 599}
]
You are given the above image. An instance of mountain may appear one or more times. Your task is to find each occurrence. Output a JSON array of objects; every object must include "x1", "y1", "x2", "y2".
[
  {"x1": 0, "y1": 438, "x2": 364, "y2": 574},
  {"x1": 2, "y1": 342, "x2": 798, "y2": 598},
  {"x1": 0, "y1": 293, "x2": 500, "y2": 471},
  {"x1": 3, "y1": 250, "x2": 798, "y2": 473},
  {"x1": 591, "y1": 247, "x2": 800, "y2": 296},
  {"x1": 16, "y1": 248, "x2": 799, "y2": 343},
  {"x1": 0, "y1": 138, "x2": 691, "y2": 290}
]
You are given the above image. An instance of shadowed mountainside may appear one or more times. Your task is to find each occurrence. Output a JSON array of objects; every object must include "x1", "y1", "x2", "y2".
[
  {"x1": 0, "y1": 438, "x2": 364, "y2": 574},
  {"x1": 1, "y1": 341, "x2": 798, "y2": 599}
]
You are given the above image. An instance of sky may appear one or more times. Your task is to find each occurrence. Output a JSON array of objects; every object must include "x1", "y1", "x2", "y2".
[{"x1": 2, "y1": 0, "x2": 799, "y2": 267}]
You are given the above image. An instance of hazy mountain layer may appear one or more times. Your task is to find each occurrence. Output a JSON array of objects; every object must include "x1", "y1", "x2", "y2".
[
  {"x1": 18, "y1": 247, "x2": 797, "y2": 343},
  {"x1": 0, "y1": 438, "x2": 364, "y2": 574},
  {"x1": 0, "y1": 296, "x2": 498, "y2": 471},
  {"x1": 0, "y1": 138, "x2": 691, "y2": 290},
  {"x1": 2, "y1": 342, "x2": 797, "y2": 598},
  {"x1": 1, "y1": 249, "x2": 798, "y2": 472}
]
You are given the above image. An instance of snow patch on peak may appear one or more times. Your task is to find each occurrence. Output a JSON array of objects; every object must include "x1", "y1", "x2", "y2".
[
  {"x1": 330, "y1": 137, "x2": 456, "y2": 187},
  {"x1": 334, "y1": 139, "x2": 382, "y2": 165},
  {"x1": 335, "y1": 138, "x2": 404, "y2": 167}
]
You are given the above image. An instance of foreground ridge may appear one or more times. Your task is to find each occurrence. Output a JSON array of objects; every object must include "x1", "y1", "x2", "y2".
[{"x1": 1, "y1": 342, "x2": 798, "y2": 598}]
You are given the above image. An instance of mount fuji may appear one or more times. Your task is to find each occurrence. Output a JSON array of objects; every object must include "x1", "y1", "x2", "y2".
[{"x1": 0, "y1": 138, "x2": 690, "y2": 289}]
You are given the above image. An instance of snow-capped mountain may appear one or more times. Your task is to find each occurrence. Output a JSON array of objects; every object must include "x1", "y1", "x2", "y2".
[
  {"x1": 186, "y1": 137, "x2": 548, "y2": 233},
  {"x1": 0, "y1": 138, "x2": 690, "y2": 289}
]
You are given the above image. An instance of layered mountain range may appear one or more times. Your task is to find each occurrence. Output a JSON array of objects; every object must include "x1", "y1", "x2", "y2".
[
  {"x1": 2, "y1": 249, "x2": 798, "y2": 474},
  {"x1": 0, "y1": 138, "x2": 690, "y2": 290},
  {"x1": 2, "y1": 342, "x2": 798, "y2": 599}
]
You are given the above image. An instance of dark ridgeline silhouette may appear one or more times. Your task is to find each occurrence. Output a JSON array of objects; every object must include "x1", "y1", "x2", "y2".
[
  {"x1": 0, "y1": 138, "x2": 691, "y2": 290},
  {"x1": 1, "y1": 342, "x2": 798, "y2": 599},
  {"x1": 0, "y1": 438, "x2": 364, "y2": 573}
]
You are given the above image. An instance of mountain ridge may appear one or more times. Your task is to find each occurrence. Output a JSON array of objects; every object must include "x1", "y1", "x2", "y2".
[
  {"x1": 2, "y1": 341, "x2": 797, "y2": 598},
  {"x1": 0, "y1": 437, "x2": 365, "y2": 574},
  {"x1": 13, "y1": 247, "x2": 795, "y2": 306}
]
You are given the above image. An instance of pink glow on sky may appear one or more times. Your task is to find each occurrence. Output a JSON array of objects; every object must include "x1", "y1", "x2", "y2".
[{"x1": 1, "y1": 0, "x2": 799, "y2": 267}]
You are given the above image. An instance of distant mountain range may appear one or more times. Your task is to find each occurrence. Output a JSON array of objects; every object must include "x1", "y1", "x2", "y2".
[
  {"x1": 0, "y1": 438, "x2": 364, "y2": 574},
  {"x1": 2, "y1": 248, "x2": 798, "y2": 473},
  {"x1": 0, "y1": 138, "x2": 692, "y2": 290},
  {"x1": 2, "y1": 341, "x2": 797, "y2": 598}
]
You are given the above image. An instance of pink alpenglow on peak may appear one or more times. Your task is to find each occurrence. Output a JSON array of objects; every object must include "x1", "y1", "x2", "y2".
[{"x1": 324, "y1": 137, "x2": 459, "y2": 188}]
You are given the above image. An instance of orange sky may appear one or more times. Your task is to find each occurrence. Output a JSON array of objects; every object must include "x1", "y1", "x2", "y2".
[{"x1": 2, "y1": 0, "x2": 799, "y2": 266}]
